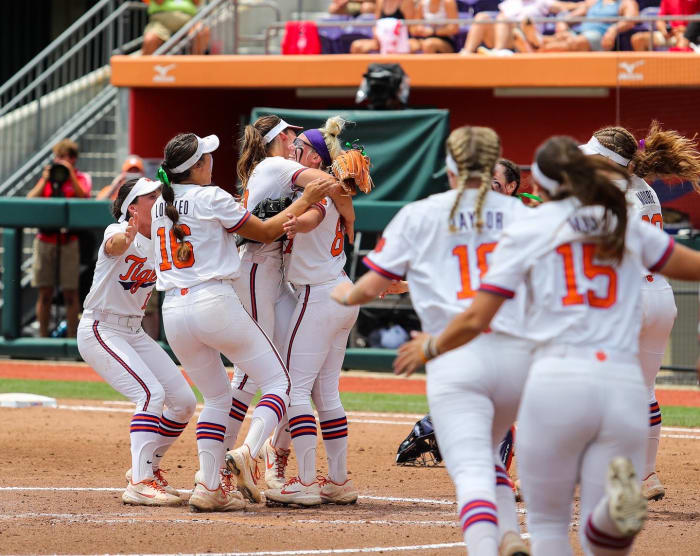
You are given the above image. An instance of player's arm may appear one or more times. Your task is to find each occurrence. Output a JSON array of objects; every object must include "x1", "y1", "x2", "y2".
[
  {"x1": 331, "y1": 268, "x2": 393, "y2": 306},
  {"x1": 393, "y1": 291, "x2": 506, "y2": 376},
  {"x1": 237, "y1": 177, "x2": 334, "y2": 243},
  {"x1": 655, "y1": 242, "x2": 700, "y2": 281},
  {"x1": 283, "y1": 206, "x2": 324, "y2": 239},
  {"x1": 330, "y1": 190, "x2": 355, "y2": 244},
  {"x1": 105, "y1": 216, "x2": 138, "y2": 256}
]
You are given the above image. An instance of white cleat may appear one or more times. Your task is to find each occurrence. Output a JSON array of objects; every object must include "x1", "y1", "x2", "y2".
[
  {"x1": 265, "y1": 476, "x2": 322, "y2": 507},
  {"x1": 264, "y1": 438, "x2": 290, "y2": 490},
  {"x1": 126, "y1": 468, "x2": 180, "y2": 497},
  {"x1": 226, "y1": 445, "x2": 262, "y2": 503},
  {"x1": 607, "y1": 457, "x2": 647, "y2": 537},
  {"x1": 122, "y1": 478, "x2": 182, "y2": 506},
  {"x1": 189, "y1": 470, "x2": 246, "y2": 512},
  {"x1": 318, "y1": 476, "x2": 358, "y2": 505},
  {"x1": 499, "y1": 530, "x2": 530, "y2": 556},
  {"x1": 641, "y1": 472, "x2": 665, "y2": 501}
]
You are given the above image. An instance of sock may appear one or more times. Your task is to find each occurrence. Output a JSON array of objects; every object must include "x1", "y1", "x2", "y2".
[
  {"x1": 151, "y1": 410, "x2": 189, "y2": 471},
  {"x1": 646, "y1": 400, "x2": 662, "y2": 477},
  {"x1": 583, "y1": 499, "x2": 635, "y2": 555},
  {"x1": 459, "y1": 498, "x2": 500, "y2": 556},
  {"x1": 195, "y1": 407, "x2": 228, "y2": 490},
  {"x1": 225, "y1": 391, "x2": 254, "y2": 452},
  {"x1": 318, "y1": 407, "x2": 348, "y2": 483},
  {"x1": 129, "y1": 412, "x2": 161, "y2": 483},
  {"x1": 495, "y1": 463, "x2": 519, "y2": 536},
  {"x1": 243, "y1": 393, "x2": 286, "y2": 458},
  {"x1": 271, "y1": 416, "x2": 292, "y2": 451},
  {"x1": 288, "y1": 404, "x2": 318, "y2": 484}
]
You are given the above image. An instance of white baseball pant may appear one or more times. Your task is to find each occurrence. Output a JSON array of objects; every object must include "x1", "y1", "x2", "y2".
[
  {"x1": 427, "y1": 332, "x2": 534, "y2": 556},
  {"x1": 516, "y1": 346, "x2": 647, "y2": 556}
]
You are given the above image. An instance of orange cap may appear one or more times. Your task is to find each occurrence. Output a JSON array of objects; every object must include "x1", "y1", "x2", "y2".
[{"x1": 121, "y1": 155, "x2": 144, "y2": 173}]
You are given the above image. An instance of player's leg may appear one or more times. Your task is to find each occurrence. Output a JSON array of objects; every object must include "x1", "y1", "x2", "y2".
[
  {"x1": 77, "y1": 320, "x2": 180, "y2": 506},
  {"x1": 427, "y1": 339, "x2": 501, "y2": 556},
  {"x1": 579, "y1": 367, "x2": 647, "y2": 556},
  {"x1": 517, "y1": 357, "x2": 597, "y2": 556},
  {"x1": 638, "y1": 287, "x2": 676, "y2": 499}
]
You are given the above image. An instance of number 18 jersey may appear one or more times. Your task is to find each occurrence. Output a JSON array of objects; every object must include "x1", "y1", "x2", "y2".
[{"x1": 363, "y1": 189, "x2": 531, "y2": 336}]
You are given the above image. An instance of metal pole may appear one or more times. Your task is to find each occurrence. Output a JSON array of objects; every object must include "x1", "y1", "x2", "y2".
[
  {"x1": 234, "y1": 0, "x2": 240, "y2": 54},
  {"x1": 298, "y1": 0, "x2": 303, "y2": 20}
]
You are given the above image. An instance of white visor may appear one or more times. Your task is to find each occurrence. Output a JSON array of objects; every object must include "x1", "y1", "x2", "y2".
[
  {"x1": 445, "y1": 151, "x2": 459, "y2": 176},
  {"x1": 579, "y1": 136, "x2": 631, "y2": 167},
  {"x1": 263, "y1": 119, "x2": 302, "y2": 145},
  {"x1": 530, "y1": 161, "x2": 561, "y2": 195},
  {"x1": 119, "y1": 177, "x2": 162, "y2": 222},
  {"x1": 171, "y1": 134, "x2": 220, "y2": 174}
]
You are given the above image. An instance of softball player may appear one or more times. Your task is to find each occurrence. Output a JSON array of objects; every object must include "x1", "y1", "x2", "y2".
[
  {"x1": 77, "y1": 178, "x2": 196, "y2": 507},
  {"x1": 581, "y1": 123, "x2": 700, "y2": 501},
  {"x1": 228, "y1": 115, "x2": 356, "y2": 491},
  {"x1": 264, "y1": 117, "x2": 361, "y2": 507},
  {"x1": 332, "y1": 126, "x2": 532, "y2": 555},
  {"x1": 395, "y1": 136, "x2": 700, "y2": 555},
  {"x1": 151, "y1": 132, "x2": 333, "y2": 512}
]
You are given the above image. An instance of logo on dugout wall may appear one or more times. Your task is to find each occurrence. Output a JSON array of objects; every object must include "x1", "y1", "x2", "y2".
[
  {"x1": 153, "y1": 64, "x2": 176, "y2": 83},
  {"x1": 618, "y1": 61, "x2": 644, "y2": 82}
]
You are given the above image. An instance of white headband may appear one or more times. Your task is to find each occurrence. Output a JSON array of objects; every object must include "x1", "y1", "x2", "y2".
[
  {"x1": 579, "y1": 136, "x2": 631, "y2": 167},
  {"x1": 263, "y1": 119, "x2": 302, "y2": 145},
  {"x1": 531, "y1": 161, "x2": 561, "y2": 195},
  {"x1": 171, "y1": 134, "x2": 219, "y2": 174},
  {"x1": 445, "y1": 151, "x2": 459, "y2": 176},
  {"x1": 119, "y1": 178, "x2": 162, "y2": 222}
]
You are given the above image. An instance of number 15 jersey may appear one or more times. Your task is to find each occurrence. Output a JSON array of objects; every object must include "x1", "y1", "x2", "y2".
[
  {"x1": 363, "y1": 189, "x2": 531, "y2": 336},
  {"x1": 151, "y1": 184, "x2": 251, "y2": 291}
]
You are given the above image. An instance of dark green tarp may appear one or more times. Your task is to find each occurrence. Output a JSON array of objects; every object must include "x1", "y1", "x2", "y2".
[{"x1": 250, "y1": 108, "x2": 450, "y2": 201}]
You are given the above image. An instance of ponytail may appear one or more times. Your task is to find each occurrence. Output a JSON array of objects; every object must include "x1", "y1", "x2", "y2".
[
  {"x1": 319, "y1": 116, "x2": 347, "y2": 162},
  {"x1": 237, "y1": 115, "x2": 282, "y2": 191}
]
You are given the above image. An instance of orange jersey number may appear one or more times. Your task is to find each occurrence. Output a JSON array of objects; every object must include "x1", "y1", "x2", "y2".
[
  {"x1": 555, "y1": 243, "x2": 617, "y2": 308},
  {"x1": 330, "y1": 217, "x2": 344, "y2": 256},
  {"x1": 642, "y1": 213, "x2": 663, "y2": 230},
  {"x1": 157, "y1": 224, "x2": 195, "y2": 271},
  {"x1": 452, "y1": 242, "x2": 497, "y2": 299}
]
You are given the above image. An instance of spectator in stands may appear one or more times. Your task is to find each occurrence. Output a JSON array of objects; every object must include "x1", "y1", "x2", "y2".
[
  {"x1": 513, "y1": 0, "x2": 639, "y2": 52},
  {"x1": 350, "y1": 0, "x2": 419, "y2": 53},
  {"x1": 26, "y1": 139, "x2": 92, "y2": 338},
  {"x1": 329, "y1": 0, "x2": 377, "y2": 16},
  {"x1": 141, "y1": 0, "x2": 209, "y2": 55},
  {"x1": 410, "y1": 0, "x2": 460, "y2": 53},
  {"x1": 684, "y1": 19, "x2": 700, "y2": 46},
  {"x1": 97, "y1": 155, "x2": 145, "y2": 201},
  {"x1": 630, "y1": 0, "x2": 699, "y2": 51},
  {"x1": 492, "y1": 158, "x2": 521, "y2": 195},
  {"x1": 460, "y1": 0, "x2": 572, "y2": 54}
]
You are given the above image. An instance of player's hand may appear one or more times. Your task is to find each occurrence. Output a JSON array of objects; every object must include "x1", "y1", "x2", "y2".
[
  {"x1": 393, "y1": 330, "x2": 430, "y2": 377},
  {"x1": 379, "y1": 280, "x2": 409, "y2": 299},
  {"x1": 283, "y1": 213, "x2": 299, "y2": 239},
  {"x1": 125, "y1": 213, "x2": 138, "y2": 247},
  {"x1": 330, "y1": 281, "x2": 353, "y2": 305},
  {"x1": 302, "y1": 177, "x2": 336, "y2": 204}
]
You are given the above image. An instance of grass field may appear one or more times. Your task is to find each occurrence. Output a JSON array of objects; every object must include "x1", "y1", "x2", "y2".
[{"x1": 2, "y1": 378, "x2": 700, "y2": 425}]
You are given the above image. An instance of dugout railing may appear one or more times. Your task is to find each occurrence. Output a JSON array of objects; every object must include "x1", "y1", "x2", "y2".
[{"x1": 1, "y1": 198, "x2": 699, "y2": 374}]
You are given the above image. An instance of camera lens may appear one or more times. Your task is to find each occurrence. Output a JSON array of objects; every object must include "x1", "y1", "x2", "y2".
[{"x1": 49, "y1": 163, "x2": 70, "y2": 185}]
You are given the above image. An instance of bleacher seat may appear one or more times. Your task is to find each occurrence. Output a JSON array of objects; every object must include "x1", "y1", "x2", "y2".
[{"x1": 318, "y1": 15, "x2": 352, "y2": 54}]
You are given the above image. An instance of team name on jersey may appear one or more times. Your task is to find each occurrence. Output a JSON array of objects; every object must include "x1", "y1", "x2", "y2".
[
  {"x1": 635, "y1": 190, "x2": 656, "y2": 206},
  {"x1": 450, "y1": 210, "x2": 504, "y2": 232},
  {"x1": 118, "y1": 254, "x2": 157, "y2": 294},
  {"x1": 153, "y1": 200, "x2": 190, "y2": 217},
  {"x1": 567, "y1": 214, "x2": 602, "y2": 233}
]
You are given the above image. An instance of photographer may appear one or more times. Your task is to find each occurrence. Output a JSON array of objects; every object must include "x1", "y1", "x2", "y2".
[{"x1": 26, "y1": 138, "x2": 92, "y2": 337}]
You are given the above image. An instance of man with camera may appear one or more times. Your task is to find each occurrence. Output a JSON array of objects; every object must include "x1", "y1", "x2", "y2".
[{"x1": 26, "y1": 138, "x2": 92, "y2": 337}]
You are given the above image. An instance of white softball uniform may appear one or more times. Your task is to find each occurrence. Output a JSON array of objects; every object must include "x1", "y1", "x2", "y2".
[
  {"x1": 284, "y1": 198, "x2": 359, "y2": 409},
  {"x1": 481, "y1": 197, "x2": 674, "y2": 555},
  {"x1": 232, "y1": 156, "x2": 308, "y2": 396},
  {"x1": 365, "y1": 189, "x2": 534, "y2": 554},
  {"x1": 77, "y1": 221, "x2": 196, "y2": 483},
  {"x1": 151, "y1": 184, "x2": 290, "y2": 488}
]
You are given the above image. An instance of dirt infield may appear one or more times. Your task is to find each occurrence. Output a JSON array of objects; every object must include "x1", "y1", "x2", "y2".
[{"x1": 1, "y1": 399, "x2": 700, "y2": 555}]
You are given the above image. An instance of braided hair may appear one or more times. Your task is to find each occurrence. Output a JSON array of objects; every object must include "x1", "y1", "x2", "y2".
[{"x1": 446, "y1": 126, "x2": 501, "y2": 232}]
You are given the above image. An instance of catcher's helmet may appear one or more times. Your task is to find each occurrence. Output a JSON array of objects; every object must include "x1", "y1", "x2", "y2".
[{"x1": 396, "y1": 415, "x2": 442, "y2": 466}]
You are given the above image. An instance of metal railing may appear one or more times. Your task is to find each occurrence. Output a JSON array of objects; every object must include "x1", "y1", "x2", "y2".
[{"x1": 264, "y1": 14, "x2": 700, "y2": 54}]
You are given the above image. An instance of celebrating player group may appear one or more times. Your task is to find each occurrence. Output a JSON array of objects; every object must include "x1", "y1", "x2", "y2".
[{"x1": 77, "y1": 114, "x2": 700, "y2": 555}]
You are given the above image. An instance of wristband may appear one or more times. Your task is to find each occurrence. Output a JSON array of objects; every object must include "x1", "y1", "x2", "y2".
[
  {"x1": 340, "y1": 291, "x2": 351, "y2": 306},
  {"x1": 421, "y1": 336, "x2": 440, "y2": 363}
]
